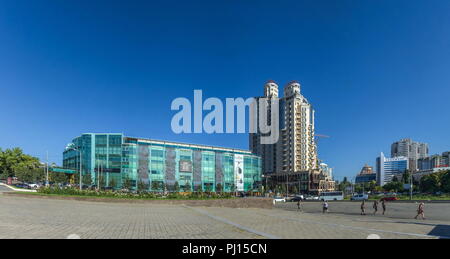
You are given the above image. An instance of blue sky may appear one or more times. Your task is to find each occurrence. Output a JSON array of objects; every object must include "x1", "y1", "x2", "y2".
[{"x1": 1, "y1": 0, "x2": 449, "y2": 181}]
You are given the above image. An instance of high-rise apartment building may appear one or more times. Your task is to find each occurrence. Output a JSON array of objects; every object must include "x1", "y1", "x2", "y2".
[
  {"x1": 250, "y1": 81, "x2": 332, "y2": 193},
  {"x1": 391, "y1": 138, "x2": 429, "y2": 171}
]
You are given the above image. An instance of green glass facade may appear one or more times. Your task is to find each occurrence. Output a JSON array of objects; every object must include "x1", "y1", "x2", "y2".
[{"x1": 63, "y1": 133, "x2": 262, "y2": 192}]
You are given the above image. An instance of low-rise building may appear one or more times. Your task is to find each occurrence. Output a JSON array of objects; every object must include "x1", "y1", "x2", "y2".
[
  {"x1": 355, "y1": 164, "x2": 376, "y2": 184},
  {"x1": 63, "y1": 133, "x2": 262, "y2": 192}
]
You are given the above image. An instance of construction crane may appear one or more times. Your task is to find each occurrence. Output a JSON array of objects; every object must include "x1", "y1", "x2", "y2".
[
  {"x1": 314, "y1": 134, "x2": 330, "y2": 167},
  {"x1": 314, "y1": 134, "x2": 330, "y2": 144}
]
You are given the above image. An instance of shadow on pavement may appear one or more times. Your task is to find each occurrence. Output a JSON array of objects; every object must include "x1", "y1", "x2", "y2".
[{"x1": 428, "y1": 225, "x2": 450, "y2": 239}]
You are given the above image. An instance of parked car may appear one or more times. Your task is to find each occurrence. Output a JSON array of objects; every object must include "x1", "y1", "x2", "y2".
[
  {"x1": 273, "y1": 197, "x2": 286, "y2": 204},
  {"x1": 289, "y1": 195, "x2": 304, "y2": 202},
  {"x1": 14, "y1": 183, "x2": 31, "y2": 189},
  {"x1": 305, "y1": 195, "x2": 319, "y2": 200},
  {"x1": 27, "y1": 183, "x2": 40, "y2": 189},
  {"x1": 350, "y1": 194, "x2": 369, "y2": 201}
]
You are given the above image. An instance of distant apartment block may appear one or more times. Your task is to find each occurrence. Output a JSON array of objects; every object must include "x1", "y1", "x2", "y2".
[
  {"x1": 415, "y1": 151, "x2": 450, "y2": 179},
  {"x1": 391, "y1": 138, "x2": 429, "y2": 171}
]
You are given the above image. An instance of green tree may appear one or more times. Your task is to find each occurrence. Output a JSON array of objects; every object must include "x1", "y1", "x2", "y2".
[
  {"x1": 402, "y1": 170, "x2": 411, "y2": 184},
  {"x1": 440, "y1": 170, "x2": 450, "y2": 193},
  {"x1": 122, "y1": 176, "x2": 133, "y2": 190},
  {"x1": 420, "y1": 174, "x2": 440, "y2": 193},
  {"x1": 173, "y1": 181, "x2": 180, "y2": 193},
  {"x1": 184, "y1": 180, "x2": 192, "y2": 192},
  {"x1": 392, "y1": 176, "x2": 399, "y2": 182},
  {"x1": 49, "y1": 172, "x2": 69, "y2": 184},
  {"x1": 82, "y1": 173, "x2": 92, "y2": 186},
  {"x1": 15, "y1": 166, "x2": 45, "y2": 183},
  {"x1": 137, "y1": 180, "x2": 148, "y2": 192},
  {"x1": 109, "y1": 177, "x2": 117, "y2": 189},
  {"x1": 383, "y1": 181, "x2": 403, "y2": 192},
  {"x1": 216, "y1": 183, "x2": 223, "y2": 193},
  {"x1": 0, "y1": 148, "x2": 41, "y2": 179}
]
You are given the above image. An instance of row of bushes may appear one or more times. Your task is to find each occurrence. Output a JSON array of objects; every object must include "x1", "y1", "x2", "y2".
[{"x1": 37, "y1": 186, "x2": 236, "y2": 200}]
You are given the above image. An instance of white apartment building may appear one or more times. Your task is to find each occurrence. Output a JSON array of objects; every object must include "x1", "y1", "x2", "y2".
[
  {"x1": 250, "y1": 81, "x2": 329, "y2": 193},
  {"x1": 391, "y1": 138, "x2": 428, "y2": 171}
]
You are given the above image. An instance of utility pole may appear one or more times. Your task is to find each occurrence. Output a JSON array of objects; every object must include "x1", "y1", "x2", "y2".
[
  {"x1": 46, "y1": 151, "x2": 49, "y2": 187},
  {"x1": 286, "y1": 173, "x2": 289, "y2": 198},
  {"x1": 410, "y1": 173, "x2": 413, "y2": 201},
  {"x1": 79, "y1": 149, "x2": 82, "y2": 191}
]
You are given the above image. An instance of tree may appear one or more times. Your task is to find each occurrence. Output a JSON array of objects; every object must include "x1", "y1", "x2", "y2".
[
  {"x1": 392, "y1": 176, "x2": 399, "y2": 182},
  {"x1": 15, "y1": 166, "x2": 45, "y2": 183},
  {"x1": 205, "y1": 184, "x2": 213, "y2": 193},
  {"x1": 82, "y1": 173, "x2": 92, "y2": 186},
  {"x1": 137, "y1": 180, "x2": 148, "y2": 192},
  {"x1": 109, "y1": 177, "x2": 117, "y2": 189},
  {"x1": 0, "y1": 148, "x2": 41, "y2": 179},
  {"x1": 122, "y1": 176, "x2": 133, "y2": 190},
  {"x1": 440, "y1": 170, "x2": 450, "y2": 193},
  {"x1": 184, "y1": 180, "x2": 192, "y2": 192},
  {"x1": 402, "y1": 170, "x2": 411, "y2": 184},
  {"x1": 383, "y1": 181, "x2": 403, "y2": 192},
  {"x1": 49, "y1": 172, "x2": 69, "y2": 184},
  {"x1": 173, "y1": 181, "x2": 180, "y2": 193},
  {"x1": 216, "y1": 183, "x2": 223, "y2": 193},
  {"x1": 420, "y1": 174, "x2": 440, "y2": 193}
]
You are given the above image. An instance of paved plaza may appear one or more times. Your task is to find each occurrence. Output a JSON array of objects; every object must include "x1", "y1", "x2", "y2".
[{"x1": 0, "y1": 194, "x2": 449, "y2": 239}]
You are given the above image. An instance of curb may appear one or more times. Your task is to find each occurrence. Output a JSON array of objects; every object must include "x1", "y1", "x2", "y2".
[{"x1": 0, "y1": 183, "x2": 37, "y2": 193}]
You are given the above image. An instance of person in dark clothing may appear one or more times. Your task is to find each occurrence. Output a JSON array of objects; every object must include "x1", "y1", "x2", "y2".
[
  {"x1": 373, "y1": 200, "x2": 379, "y2": 215},
  {"x1": 381, "y1": 200, "x2": 386, "y2": 215},
  {"x1": 360, "y1": 200, "x2": 366, "y2": 215}
]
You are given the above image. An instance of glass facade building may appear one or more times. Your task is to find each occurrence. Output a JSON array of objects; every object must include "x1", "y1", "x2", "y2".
[
  {"x1": 376, "y1": 152, "x2": 408, "y2": 186},
  {"x1": 63, "y1": 133, "x2": 262, "y2": 192}
]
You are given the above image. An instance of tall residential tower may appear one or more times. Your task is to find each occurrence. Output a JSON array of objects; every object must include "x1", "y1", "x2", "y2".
[{"x1": 250, "y1": 81, "x2": 333, "y2": 194}]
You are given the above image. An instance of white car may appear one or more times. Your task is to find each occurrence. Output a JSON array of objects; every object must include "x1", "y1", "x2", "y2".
[
  {"x1": 27, "y1": 183, "x2": 40, "y2": 189},
  {"x1": 273, "y1": 197, "x2": 286, "y2": 204},
  {"x1": 350, "y1": 194, "x2": 369, "y2": 201}
]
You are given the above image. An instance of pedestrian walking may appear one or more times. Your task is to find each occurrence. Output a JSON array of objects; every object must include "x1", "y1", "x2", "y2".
[
  {"x1": 373, "y1": 200, "x2": 379, "y2": 215},
  {"x1": 360, "y1": 200, "x2": 366, "y2": 215},
  {"x1": 322, "y1": 201, "x2": 329, "y2": 214},
  {"x1": 297, "y1": 199, "x2": 302, "y2": 212},
  {"x1": 381, "y1": 200, "x2": 386, "y2": 215},
  {"x1": 414, "y1": 202, "x2": 426, "y2": 220}
]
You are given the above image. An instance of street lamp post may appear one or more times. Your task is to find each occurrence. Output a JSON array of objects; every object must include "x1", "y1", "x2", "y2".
[{"x1": 70, "y1": 144, "x2": 82, "y2": 191}]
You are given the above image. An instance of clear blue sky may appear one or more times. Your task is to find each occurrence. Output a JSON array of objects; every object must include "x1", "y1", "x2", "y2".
[{"x1": 1, "y1": 0, "x2": 449, "y2": 181}]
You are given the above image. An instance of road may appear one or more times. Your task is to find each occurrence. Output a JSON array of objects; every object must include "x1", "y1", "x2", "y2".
[
  {"x1": 275, "y1": 201, "x2": 450, "y2": 222},
  {"x1": 0, "y1": 184, "x2": 13, "y2": 192},
  {"x1": 0, "y1": 195, "x2": 449, "y2": 239}
]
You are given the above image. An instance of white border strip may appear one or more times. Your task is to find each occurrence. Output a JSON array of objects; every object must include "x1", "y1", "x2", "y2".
[{"x1": 0, "y1": 183, "x2": 37, "y2": 192}]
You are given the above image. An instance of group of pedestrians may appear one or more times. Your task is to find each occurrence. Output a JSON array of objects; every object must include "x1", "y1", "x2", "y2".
[
  {"x1": 296, "y1": 198, "x2": 426, "y2": 220},
  {"x1": 360, "y1": 200, "x2": 425, "y2": 220},
  {"x1": 360, "y1": 200, "x2": 386, "y2": 215}
]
